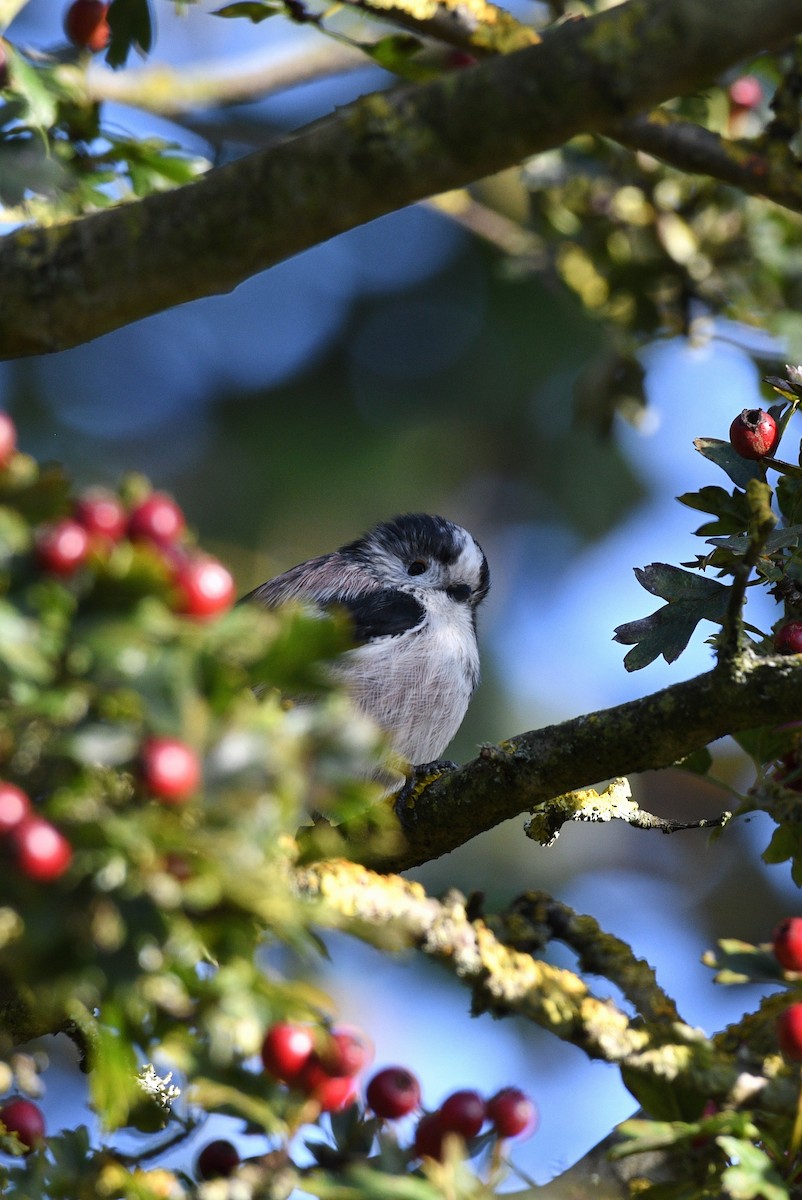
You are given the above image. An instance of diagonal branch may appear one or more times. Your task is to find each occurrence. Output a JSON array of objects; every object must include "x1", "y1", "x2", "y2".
[
  {"x1": 358, "y1": 653, "x2": 802, "y2": 872},
  {"x1": 2, "y1": 0, "x2": 802, "y2": 359}
]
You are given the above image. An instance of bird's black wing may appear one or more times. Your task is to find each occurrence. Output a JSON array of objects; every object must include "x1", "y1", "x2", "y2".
[{"x1": 339, "y1": 589, "x2": 426, "y2": 643}]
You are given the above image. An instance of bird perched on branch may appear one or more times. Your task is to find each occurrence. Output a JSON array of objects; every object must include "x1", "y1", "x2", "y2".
[{"x1": 243, "y1": 513, "x2": 489, "y2": 772}]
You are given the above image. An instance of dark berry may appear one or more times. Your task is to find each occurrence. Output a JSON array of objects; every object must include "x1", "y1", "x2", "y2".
[
  {"x1": 0, "y1": 1098, "x2": 45, "y2": 1152},
  {"x1": 439, "y1": 1089, "x2": 485, "y2": 1139},
  {"x1": 141, "y1": 738, "x2": 201, "y2": 803},
  {"x1": 14, "y1": 818, "x2": 72, "y2": 881},
  {"x1": 74, "y1": 489, "x2": 127, "y2": 541},
  {"x1": 366, "y1": 1067, "x2": 421, "y2": 1119},
  {"x1": 775, "y1": 622, "x2": 802, "y2": 654},
  {"x1": 729, "y1": 76, "x2": 762, "y2": 112},
  {"x1": 261, "y1": 1022, "x2": 315, "y2": 1084},
  {"x1": 128, "y1": 493, "x2": 186, "y2": 547},
  {"x1": 447, "y1": 49, "x2": 478, "y2": 68},
  {"x1": 196, "y1": 1138, "x2": 239, "y2": 1180},
  {"x1": 0, "y1": 412, "x2": 16, "y2": 466},
  {"x1": 413, "y1": 1111, "x2": 446, "y2": 1161},
  {"x1": 774, "y1": 918, "x2": 802, "y2": 972},
  {"x1": 36, "y1": 519, "x2": 90, "y2": 575},
  {"x1": 318, "y1": 1027, "x2": 373, "y2": 1079},
  {"x1": 175, "y1": 556, "x2": 236, "y2": 619},
  {"x1": 64, "y1": 0, "x2": 110, "y2": 52},
  {"x1": 778, "y1": 1003, "x2": 802, "y2": 1060},
  {"x1": 0, "y1": 782, "x2": 30, "y2": 835},
  {"x1": 729, "y1": 408, "x2": 778, "y2": 460},
  {"x1": 0, "y1": 43, "x2": 9, "y2": 91},
  {"x1": 486, "y1": 1087, "x2": 538, "y2": 1138}
]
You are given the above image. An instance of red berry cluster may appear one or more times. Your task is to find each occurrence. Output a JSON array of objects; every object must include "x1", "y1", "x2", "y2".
[
  {"x1": 261, "y1": 1021, "x2": 372, "y2": 1113},
  {"x1": 63, "y1": 0, "x2": 110, "y2": 52},
  {"x1": 0, "y1": 782, "x2": 72, "y2": 882},
  {"x1": 410, "y1": 1085, "x2": 536, "y2": 1161},
  {"x1": 773, "y1": 918, "x2": 802, "y2": 1061},
  {"x1": 17, "y1": 444, "x2": 235, "y2": 619}
]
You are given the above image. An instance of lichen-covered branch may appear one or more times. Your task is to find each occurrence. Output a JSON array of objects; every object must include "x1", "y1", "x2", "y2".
[
  {"x1": 295, "y1": 860, "x2": 798, "y2": 1114},
  {"x1": 371, "y1": 653, "x2": 802, "y2": 872},
  {"x1": 2, "y1": 0, "x2": 802, "y2": 358}
]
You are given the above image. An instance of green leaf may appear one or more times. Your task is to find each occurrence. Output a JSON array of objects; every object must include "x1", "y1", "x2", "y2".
[
  {"x1": 613, "y1": 564, "x2": 730, "y2": 670},
  {"x1": 694, "y1": 438, "x2": 764, "y2": 489},
  {"x1": 213, "y1": 1, "x2": 282, "y2": 19},
  {"x1": 674, "y1": 747, "x2": 713, "y2": 775},
  {"x1": 359, "y1": 35, "x2": 433, "y2": 80},
  {"x1": 677, "y1": 486, "x2": 751, "y2": 536},
  {"x1": 3, "y1": 50, "x2": 58, "y2": 131},
  {"x1": 106, "y1": 0, "x2": 154, "y2": 69},
  {"x1": 718, "y1": 1137, "x2": 789, "y2": 1200},
  {"x1": 701, "y1": 938, "x2": 784, "y2": 985},
  {"x1": 777, "y1": 475, "x2": 802, "y2": 526},
  {"x1": 90, "y1": 1017, "x2": 142, "y2": 1129}
]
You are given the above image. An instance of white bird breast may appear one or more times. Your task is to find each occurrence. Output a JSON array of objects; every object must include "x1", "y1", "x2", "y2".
[{"x1": 334, "y1": 589, "x2": 480, "y2": 764}]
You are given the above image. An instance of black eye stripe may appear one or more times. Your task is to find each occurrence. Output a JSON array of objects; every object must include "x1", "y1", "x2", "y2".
[{"x1": 446, "y1": 583, "x2": 471, "y2": 603}]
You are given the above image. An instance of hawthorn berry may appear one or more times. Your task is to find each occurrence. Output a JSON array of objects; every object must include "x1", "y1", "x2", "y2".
[
  {"x1": 775, "y1": 622, "x2": 802, "y2": 654},
  {"x1": 318, "y1": 1026, "x2": 373, "y2": 1079},
  {"x1": 308, "y1": 1072, "x2": 359, "y2": 1112},
  {"x1": 0, "y1": 782, "x2": 30, "y2": 835},
  {"x1": 413, "y1": 1111, "x2": 446, "y2": 1161},
  {"x1": 439, "y1": 1089, "x2": 486, "y2": 1139},
  {"x1": 175, "y1": 556, "x2": 236, "y2": 618},
  {"x1": 728, "y1": 75, "x2": 762, "y2": 113},
  {"x1": 74, "y1": 489, "x2": 127, "y2": 542},
  {"x1": 729, "y1": 408, "x2": 778, "y2": 460},
  {"x1": 36, "y1": 519, "x2": 90, "y2": 576},
  {"x1": 486, "y1": 1087, "x2": 538, "y2": 1138},
  {"x1": 366, "y1": 1066, "x2": 421, "y2": 1119},
  {"x1": 64, "y1": 0, "x2": 111, "y2": 52},
  {"x1": 773, "y1": 918, "x2": 802, "y2": 972},
  {"x1": 261, "y1": 1022, "x2": 315, "y2": 1084},
  {"x1": 196, "y1": 1138, "x2": 240, "y2": 1180},
  {"x1": 0, "y1": 1098, "x2": 45, "y2": 1152},
  {"x1": 141, "y1": 738, "x2": 201, "y2": 803},
  {"x1": 778, "y1": 1003, "x2": 802, "y2": 1061},
  {"x1": 128, "y1": 493, "x2": 186, "y2": 547},
  {"x1": 14, "y1": 818, "x2": 73, "y2": 881},
  {"x1": 0, "y1": 411, "x2": 16, "y2": 466}
]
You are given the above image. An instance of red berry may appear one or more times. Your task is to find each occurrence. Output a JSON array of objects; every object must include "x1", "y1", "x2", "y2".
[
  {"x1": 775, "y1": 621, "x2": 802, "y2": 654},
  {"x1": 729, "y1": 408, "x2": 778, "y2": 460},
  {"x1": 141, "y1": 738, "x2": 201, "y2": 803},
  {"x1": 413, "y1": 1111, "x2": 446, "y2": 1161},
  {"x1": 74, "y1": 489, "x2": 127, "y2": 542},
  {"x1": 175, "y1": 556, "x2": 236, "y2": 619},
  {"x1": 14, "y1": 818, "x2": 72, "y2": 881},
  {"x1": 447, "y1": 49, "x2": 478, "y2": 68},
  {"x1": 318, "y1": 1027, "x2": 373, "y2": 1079},
  {"x1": 0, "y1": 1098, "x2": 45, "y2": 1152},
  {"x1": 64, "y1": 0, "x2": 110, "y2": 52},
  {"x1": 778, "y1": 1003, "x2": 802, "y2": 1060},
  {"x1": 309, "y1": 1072, "x2": 358, "y2": 1113},
  {"x1": 0, "y1": 782, "x2": 30, "y2": 835},
  {"x1": 128, "y1": 493, "x2": 186, "y2": 547},
  {"x1": 729, "y1": 75, "x2": 762, "y2": 112},
  {"x1": 0, "y1": 412, "x2": 16, "y2": 466},
  {"x1": 439, "y1": 1089, "x2": 485, "y2": 1140},
  {"x1": 774, "y1": 918, "x2": 802, "y2": 972},
  {"x1": 366, "y1": 1067, "x2": 421, "y2": 1119},
  {"x1": 36, "y1": 518, "x2": 90, "y2": 575},
  {"x1": 486, "y1": 1087, "x2": 538, "y2": 1138},
  {"x1": 196, "y1": 1138, "x2": 239, "y2": 1180},
  {"x1": 261, "y1": 1022, "x2": 315, "y2": 1084}
]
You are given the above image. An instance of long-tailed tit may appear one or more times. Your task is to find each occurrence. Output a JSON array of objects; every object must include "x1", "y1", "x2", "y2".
[{"x1": 243, "y1": 514, "x2": 489, "y2": 768}]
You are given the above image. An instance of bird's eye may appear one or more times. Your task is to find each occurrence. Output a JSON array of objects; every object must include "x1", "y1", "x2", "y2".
[{"x1": 407, "y1": 559, "x2": 428, "y2": 576}]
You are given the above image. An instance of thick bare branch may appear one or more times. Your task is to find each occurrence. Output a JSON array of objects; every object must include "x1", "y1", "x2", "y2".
[
  {"x1": 362, "y1": 653, "x2": 802, "y2": 872},
  {"x1": 2, "y1": 0, "x2": 801, "y2": 359}
]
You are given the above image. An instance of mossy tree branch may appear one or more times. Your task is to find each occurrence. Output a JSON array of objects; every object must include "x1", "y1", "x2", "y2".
[
  {"x1": 2, "y1": 0, "x2": 802, "y2": 358},
  {"x1": 348, "y1": 653, "x2": 802, "y2": 872}
]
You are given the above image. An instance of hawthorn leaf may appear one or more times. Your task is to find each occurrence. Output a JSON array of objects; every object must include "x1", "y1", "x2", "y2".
[
  {"x1": 613, "y1": 564, "x2": 729, "y2": 671},
  {"x1": 677, "y1": 485, "x2": 750, "y2": 536},
  {"x1": 718, "y1": 1137, "x2": 788, "y2": 1200},
  {"x1": 694, "y1": 438, "x2": 764, "y2": 489},
  {"x1": 106, "y1": 0, "x2": 153, "y2": 68},
  {"x1": 213, "y1": 1, "x2": 283, "y2": 19}
]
